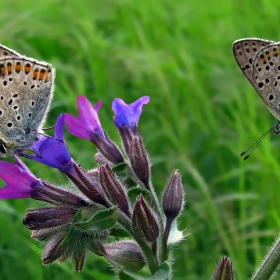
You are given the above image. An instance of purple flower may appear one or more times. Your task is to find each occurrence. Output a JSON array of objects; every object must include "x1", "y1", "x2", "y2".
[
  {"x1": 0, "y1": 157, "x2": 41, "y2": 199},
  {"x1": 112, "y1": 96, "x2": 150, "y2": 134},
  {"x1": 64, "y1": 95, "x2": 124, "y2": 164},
  {"x1": 112, "y1": 96, "x2": 150, "y2": 155},
  {"x1": 22, "y1": 114, "x2": 74, "y2": 173},
  {"x1": 64, "y1": 95, "x2": 105, "y2": 141}
]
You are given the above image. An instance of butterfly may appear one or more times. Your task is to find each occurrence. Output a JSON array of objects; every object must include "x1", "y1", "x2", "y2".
[
  {"x1": 0, "y1": 44, "x2": 55, "y2": 157},
  {"x1": 233, "y1": 38, "x2": 280, "y2": 159}
]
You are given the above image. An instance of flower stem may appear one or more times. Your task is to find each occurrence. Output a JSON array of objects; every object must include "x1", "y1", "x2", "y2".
[
  {"x1": 117, "y1": 211, "x2": 159, "y2": 274},
  {"x1": 251, "y1": 234, "x2": 280, "y2": 280}
]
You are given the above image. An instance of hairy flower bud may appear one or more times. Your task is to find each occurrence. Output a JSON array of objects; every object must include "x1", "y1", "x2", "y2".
[
  {"x1": 103, "y1": 241, "x2": 145, "y2": 272},
  {"x1": 118, "y1": 125, "x2": 135, "y2": 155},
  {"x1": 31, "y1": 228, "x2": 66, "y2": 241},
  {"x1": 37, "y1": 180, "x2": 89, "y2": 208},
  {"x1": 100, "y1": 164, "x2": 130, "y2": 217},
  {"x1": 42, "y1": 234, "x2": 67, "y2": 264},
  {"x1": 132, "y1": 195, "x2": 159, "y2": 242},
  {"x1": 66, "y1": 162, "x2": 110, "y2": 207},
  {"x1": 162, "y1": 170, "x2": 184, "y2": 221},
  {"x1": 211, "y1": 256, "x2": 234, "y2": 280},
  {"x1": 129, "y1": 136, "x2": 150, "y2": 188},
  {"x1": 23, "y1": 207, "x2": 77, "y2": 230}
]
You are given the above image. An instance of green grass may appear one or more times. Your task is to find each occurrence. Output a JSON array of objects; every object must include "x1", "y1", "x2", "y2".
[{"x1": 1, "y1": 0, "x2": 280, "y2": 279}]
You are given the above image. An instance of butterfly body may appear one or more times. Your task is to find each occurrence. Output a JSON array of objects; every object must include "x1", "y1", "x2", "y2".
[{"x1": 0, "y1": 44, "x2": 55, "y2": 156}]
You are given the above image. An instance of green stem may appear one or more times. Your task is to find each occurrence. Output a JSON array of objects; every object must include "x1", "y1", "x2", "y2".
[
  {"x1": 117, "y1": 211, "x2": 159, "y2": 274},
  {"x1": 145, "y1": 181, "x2": 165, "y2": 264},
  {"x1": 163, "y1": 218, "x2": 172, "y2": 260},
  {"x1": 251, "y1": 234, "x2": 280, "y2": 280}
]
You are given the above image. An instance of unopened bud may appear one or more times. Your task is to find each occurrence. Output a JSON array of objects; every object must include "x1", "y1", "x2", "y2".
[
  {"x1": 132, "y1": 195, "x2": 159, "y2": 242},
  {"x1": 211, "y1": 256, "x2": 234, "y2": 280},
  {"x1": 162, "y1": 170, "x2": 184, "y2": 221},
  {"x1": 73, "y1": 243, "x2": 86, "y2": 272},
  {"x1": 42, "y1": 234, "x2": 66, "y2": 264},
  {"x1": 100, "y1": 164, "x2": 130, "y2": 216},
  {"x1": 104, "y1": 241, "x2": 145, "y2": 272},
  {"x1": 31, "y1": 228, "x2": 65, "y2": 241},
  {"x1": 88, "y1": 168, "x2": 101, "y2": 183},
  {"x1": 118, "y1": 125, "x2": 135, "y2": 155},
  {"x1": 66, "y1": 162, "x2": 110, "y2": 207},
  {"x1": 36, "y1": 180, "x2": 89, "y2": 208},
  {"x1": 129, "y1": 136, "x2": 150, "y2": 188},
  {"x1": 93, "y1": 131, "x2": 124, "y2": 164},
  {"x1": 23, "y1": 207, "x2": 76, "y2": 230}
]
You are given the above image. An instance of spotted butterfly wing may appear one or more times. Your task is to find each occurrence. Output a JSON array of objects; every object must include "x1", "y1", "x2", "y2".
[
  {"x1": 251, "y1": 44, "x2": 280, "y2": 120},
  {"x1": 233, "y1": 38, "x2": 274, "y2": 87},
  {"x1": 0, "y1": 45, "x2": 55, "y2": 156}
]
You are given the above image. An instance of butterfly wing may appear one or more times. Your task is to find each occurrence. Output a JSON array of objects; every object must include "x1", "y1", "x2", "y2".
[
  {"x1": 0, "y1": 44, "x2": 21, "y2": 58},
  {"x1": 233, "y1": 38, "x2": 274, "y2": 87},
  {"x1": 251, "y1": 44, "x2": 280, "y2": 120},
  {"x1": 0, "y1": 56, "x2": 55, "y2": 153}
]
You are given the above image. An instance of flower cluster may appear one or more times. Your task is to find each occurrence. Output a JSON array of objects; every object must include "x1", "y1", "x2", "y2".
[{"x1": 0, "y1": 95, "x2": 185, "y2": 278}]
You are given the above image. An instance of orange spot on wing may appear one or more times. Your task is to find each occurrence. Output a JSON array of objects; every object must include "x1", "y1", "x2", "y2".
[
  {"x1": 15, "y1": 62, "x2": 21, "y2": 72},
  {"x1": 39, "y1": 69, "x2": 46, "y2": 80},
  {"x1": 274, "y1": 50, "x2": 279, "y2": 56},
  {"x1": 7, "y1": 63, "x2": 12, "y2": 74},
  {"x1": 24, "y1": 64, "x2": 31, "y2": 74},
  {"x1": 45, "y1": 68, "x2": 51, "y2": 82},
  {"x1": 0, "y1": 65, "x2": 5, "y2": 75},
  {"x1": 33, "y1": 69, "x2": 39, "y2": 79}
]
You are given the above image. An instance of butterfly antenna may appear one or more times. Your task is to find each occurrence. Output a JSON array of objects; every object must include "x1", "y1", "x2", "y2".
[
  {"x1": 240, "y1": 124, "x2": 279, "y2": 160},
  {"x1": 42, "y1": 125, "x2": 55, "y2": 131}
]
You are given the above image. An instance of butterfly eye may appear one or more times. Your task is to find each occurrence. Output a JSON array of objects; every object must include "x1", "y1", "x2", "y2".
[{"x1": 0, "y1": 142, "x2": 7, "y2": 154}]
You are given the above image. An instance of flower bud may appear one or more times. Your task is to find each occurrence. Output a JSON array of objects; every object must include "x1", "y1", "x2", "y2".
[
  {"x1": 100, "y1": 164, "x2": 130, "y2": 217},
  {"x1": 129, "y1": 136, "x2": 150, "y2": 188},
  {"x1": 36, "y1": 180, "x2": 89, "y2": 208},
  {"x1": 211, "y1": 256, "x2": 234, "y2": 280},
  {"x1": 42, "y1": 234, "x2": 67, "y2": 264},
  {"x1": 66, "y1": 162, "x2": 110, "y2": 207},
  {"x1": 23, "y1": 207, "x2": 76, "y2": 230},
  {"x1": 103, "y1": 241, "x2": 145, "y2": 272},
  {"x1": 72, "y1": 242, "x2": 86, "y2": 272},
  {"x1": 93, "y1": 131, "x2": 125, "y2": 164},
  {"x1": 132, "y1": 195, "x2": 159, "y2": 242},
  {"x1": 31, "y1": 228, "x2": 66, "y2": 241},
  {"x1": 88, "y1": 168, "x2": 101, "y2": 183},
  {"x1": 118, "y1": 125, "x2": 134, "y2": 155},
  {"x1": 162, "y1": 170, "x2": 184, "y2": 221}
]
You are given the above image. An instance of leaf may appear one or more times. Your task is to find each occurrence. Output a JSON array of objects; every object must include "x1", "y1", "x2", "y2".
[
  {"x1": 74, "y1": 207, "x2": 118, "y2": 232},
  {"x1": 127, "y1": 187, "x2": 151, "y2": 204},
  {"x1": 110, "y1": 225, "x2": 131, "y2": 238},
  {"x1": 112, "y1": 162, "x2": 129, "y2": 175},
  {"x1": 60, "y1": 223, "x2": 85, "y2": 248}
]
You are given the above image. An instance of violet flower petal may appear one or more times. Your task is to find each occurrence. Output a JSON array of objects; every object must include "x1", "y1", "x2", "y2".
[
  {"x1": 64, "y1": 95, "x2": 104, "y2": 140},
  {"x1": 112, "y1": 96, "x2": 150, "y2": 130},
  {"x1": 26, "y1": 114, "x2": 72, "y2": 172},
  {"x1": 0, "y1": 157, "x2": 39, "y2": 199}
]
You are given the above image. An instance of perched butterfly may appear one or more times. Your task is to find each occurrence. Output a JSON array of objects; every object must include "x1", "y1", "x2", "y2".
[
  {"x1": 0, "y1": 44, "x2": 55, "y2": 157},
  {"x1": 233, "y1": 38, "x2": 280, "y2": 159}
]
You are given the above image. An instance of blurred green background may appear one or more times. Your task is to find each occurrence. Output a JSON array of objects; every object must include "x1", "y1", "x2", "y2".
[{"x1": 1, "y1": 0, "x2": 280, "y2": 279}]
